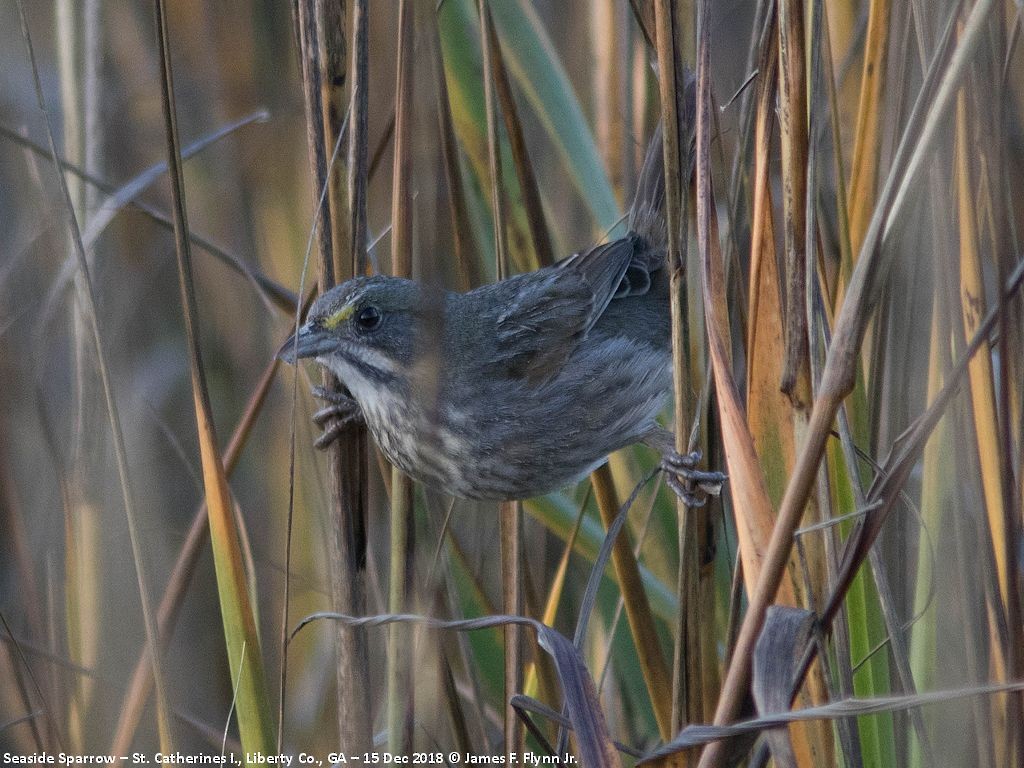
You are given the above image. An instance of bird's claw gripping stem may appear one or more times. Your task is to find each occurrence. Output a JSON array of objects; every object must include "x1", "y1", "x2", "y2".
[
  {"x1": 311, "y1": 386, "x2": 363, "y2": 449},
  {"x1": 661, "y1": 449, "x2": 727, "y2": 507}
]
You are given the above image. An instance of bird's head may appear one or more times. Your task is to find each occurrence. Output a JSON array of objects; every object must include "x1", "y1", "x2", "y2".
[{"x1": 278, "y1": 275, "x2": 426, "y2": 395}]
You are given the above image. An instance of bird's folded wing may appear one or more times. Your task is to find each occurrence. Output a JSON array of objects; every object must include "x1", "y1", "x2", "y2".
[{"x1": 491, "y1": 238, "x2": 635, "y2": 384}]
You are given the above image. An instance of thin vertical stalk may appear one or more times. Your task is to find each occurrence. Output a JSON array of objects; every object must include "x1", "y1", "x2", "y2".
[
  {"x1": 293, "y1": 0, "x2": 371, "y2": 751},
  {"x1": 484, "y1": 12, "x2": 553, "y2": 268},
  {"x1": 56, "y1": 0, "x2": 100, "y2": 751},
  {"x1": 846, "y1": 0, "x2": 890, "y2": 258},
  {"x1": 479, "y1": 0, "x2": 508, "y2": 274},
  {"x1": 653, "y1": 0, "x2": 698, "y2": 743},
  {"x1": 317, "y1": 0, "x2": 350, "y2": 280},
  {"x1": 348, "y1": 0, "x2": 369, "y2": 273},
  {"x1": 388, "y1": 0, "x2": 415, "y2": 755},
  {"x1": 591, "y1": 0, "x2": 626, "y2": 203},
  {"x1": 479, "y1": 0, "x2": 520, "y2": 754},
  {"x1": 777, "y1": 0, "x2": 809, "y2": 398},
  {"x1": 499, "y1": 499, "x2": 523, "y2": 757},
  {"x1": 431, "y1": 14, "x2": 476, "y2": 291}
]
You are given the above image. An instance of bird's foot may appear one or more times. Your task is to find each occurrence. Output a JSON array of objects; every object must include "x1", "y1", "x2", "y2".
[
  {"x1": 660, "y1": 449, "x2": 727, "y2": 507},
  {"x1": 311, "y1": 386, "x2": 363, "y2": 449}
]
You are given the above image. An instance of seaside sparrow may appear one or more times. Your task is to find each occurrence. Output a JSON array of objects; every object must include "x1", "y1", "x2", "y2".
[{"x1": 279, "y1": 129, "x2": 725, "y2": 504}]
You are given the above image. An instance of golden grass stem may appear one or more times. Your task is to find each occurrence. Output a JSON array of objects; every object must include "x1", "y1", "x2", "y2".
[{"x1": 152, "y1": 0, "x2": 274, "y2": 754}]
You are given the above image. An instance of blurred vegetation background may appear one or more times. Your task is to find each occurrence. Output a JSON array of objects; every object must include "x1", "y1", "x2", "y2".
[{"x1": 1, "y1": 1, "x2": 1023, "y2": 766}]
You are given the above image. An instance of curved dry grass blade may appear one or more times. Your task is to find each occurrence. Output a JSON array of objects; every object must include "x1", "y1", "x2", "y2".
[
  {"x1": 689, "y1": 4, "x2": 802, "y2": 764},
  {"x1": 698, "y1": 0, "x2": 799, "y2": 613},
  {"x1": 571, "y1": 471, "x2": 658, "y2": 648},
  {"x1": 0, "y1": 124, "x2": 299, "y2": 315},
  {"x1": 292, "y1": 612, "x2": 620, "y2": 768},
  {"x1": 524, "y1": 493, "x2": 678, "y2": 623},
  {"x1": 80, "y1": 110, "x2": 269, "y2": 249},
  {"x1": 41, "y1": 111, "x2": 274, "y2": 311},
  {"x1": 744, "y1": 5, "x2": 778, "y2": 369},
  {"x1": 153, "y1": 0, "x2": 273, "y2": 751},
  {"x1": 752, "y1": 607, "x2": 815, "y2": 768},
  {"x1": 510, "y1": 694, "x2": 645, "y2": 759},
  {"x1": 17, "y1": 0, "x2": 175, "y2": 751},
  {"x1": 642, "y1": 679, "x2": 1024, "y2": 762}
]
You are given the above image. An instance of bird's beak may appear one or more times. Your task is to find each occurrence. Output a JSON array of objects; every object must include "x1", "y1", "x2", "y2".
[{"x1": 277, "y1": 323, "x2": 333, "y2": 365}]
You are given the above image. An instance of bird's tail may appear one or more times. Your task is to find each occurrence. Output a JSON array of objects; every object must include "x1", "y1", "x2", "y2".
[
  {"x1": 627, "y1": 69, "x2": 696, "y2": 254},
  {"x1": 627, "y1": 124, "x2": 667, "y2": 254}
]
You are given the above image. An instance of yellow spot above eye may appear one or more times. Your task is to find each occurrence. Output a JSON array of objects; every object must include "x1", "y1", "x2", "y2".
[{"x1": 322, "y1": 303, "x2": 355, "y2": 330}]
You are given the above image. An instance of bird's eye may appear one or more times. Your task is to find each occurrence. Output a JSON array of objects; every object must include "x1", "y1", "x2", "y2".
[{"x1": 355, "y1": 305, "x2": 382, "y2": 331}]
